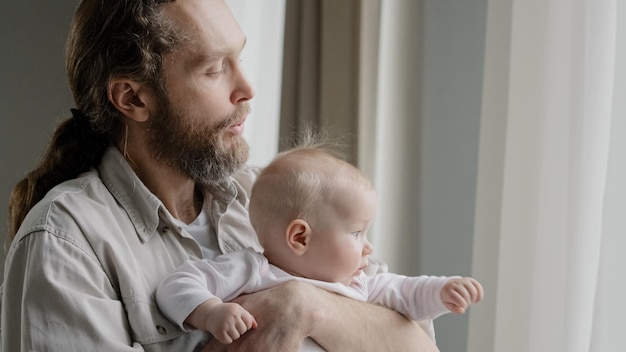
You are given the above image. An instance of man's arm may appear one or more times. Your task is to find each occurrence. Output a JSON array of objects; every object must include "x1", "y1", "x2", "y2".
[
  {"x1": 203, "y1": 281, "x2": 440, "y2": 352},
  {"x1": 305, "y1": 283, "x2": 440, "y2": 351},
  {"x1": 2, "y1": 232, "x2": 141, "y2": 351}
]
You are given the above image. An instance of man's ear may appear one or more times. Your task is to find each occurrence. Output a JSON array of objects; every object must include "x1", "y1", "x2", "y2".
[
  {"x1": 286, "y1": 219, "x2": 311, "y2": 256},
  {"x1": 107, "y1": 78, "x2": 153, "y2": 123}
]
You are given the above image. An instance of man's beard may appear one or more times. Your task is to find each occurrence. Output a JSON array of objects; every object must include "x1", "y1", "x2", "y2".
[{"x1": 147, "y1": 94, "x2": 250, "y2": 186}]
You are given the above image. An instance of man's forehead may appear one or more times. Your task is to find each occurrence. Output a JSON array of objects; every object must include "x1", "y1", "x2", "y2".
[
  {"x1": 160, "y1": 0, "x2": 229, "y2": 26},
  {"x1": 160, "y1": 0, "x2": 243, "y2": 49}
]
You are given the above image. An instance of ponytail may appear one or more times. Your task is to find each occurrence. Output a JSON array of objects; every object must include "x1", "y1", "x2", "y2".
[
  {"x1": 7, "y1": 0, "x2": 184, "y2": 242},
  {"x1": 7, "y1": 109, "x2": 109, "y2": 240}
]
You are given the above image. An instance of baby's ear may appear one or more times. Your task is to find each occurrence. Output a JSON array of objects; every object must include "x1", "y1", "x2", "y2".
[{"x1": 286, "y1": 219, "x2": 311, "y2": 255}]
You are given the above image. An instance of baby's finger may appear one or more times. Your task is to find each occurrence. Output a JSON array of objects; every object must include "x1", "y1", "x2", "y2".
[
  {"x1": 227, "y1": 324, "x2": 244, "y2": 342},
  {"x1": 234, "y1": 319, "x2": 250, "y2": 336},
  {"x1": 467, "y1": 278, "x2": 484, "y2": 303},
  {"x1": 448, "y1": 289, "x2": 469, "y2": 311},
  {"x1": 452, "y1": 282, "x2": 473, "y2": 303},
  {"x1": 242, "y1": 311, "x2": 258, "y2": 330},
  {"x1": 443, "y1": 300, "x2": 466, "y2": 314},
  {"x1": 216, "y1": 331, "x2": 234, "y2": 345}
]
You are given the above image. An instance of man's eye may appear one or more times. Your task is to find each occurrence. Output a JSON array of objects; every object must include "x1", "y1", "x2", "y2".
[
  {"x1": 207, "y1": 68, "x2": 225, "y2": 77},
  {"x1": 207, "y1": 62, "x2": 227, "y2": 76}
]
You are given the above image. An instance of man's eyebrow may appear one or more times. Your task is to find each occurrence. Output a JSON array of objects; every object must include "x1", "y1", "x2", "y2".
[{"x1": 188, "y1": 37, "x2": 248, "y2": 66}]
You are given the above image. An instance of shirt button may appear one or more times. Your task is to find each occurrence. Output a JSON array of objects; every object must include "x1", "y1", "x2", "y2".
[{"x1": 156, "y1": 325, "x2": 167, "y2": 335}]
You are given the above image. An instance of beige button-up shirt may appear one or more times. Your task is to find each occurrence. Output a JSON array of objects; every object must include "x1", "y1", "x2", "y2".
[{"x1": 1, "y1": 146, "x2": 262, "y2": 351}]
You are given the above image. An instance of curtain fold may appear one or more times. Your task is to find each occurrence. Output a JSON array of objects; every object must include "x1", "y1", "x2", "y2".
[
  {"x1": 280, "y1": 0, "x2": 438, "y2": 343},
  {"x1": 470, "y1": 0, "x2": 618, "y2": 351},
  {"x1": 280, "y1": 0, "x2": 423, "y2": 276},
  {"x1": 367, "y1": 0, "x2": 422, "y2": 278},
  {"x1": 280, "y1": 0, "x2": 361, "y2": 163},
  {"x1": 280, "y1": 0, "x2": 623, "y2": 350}
]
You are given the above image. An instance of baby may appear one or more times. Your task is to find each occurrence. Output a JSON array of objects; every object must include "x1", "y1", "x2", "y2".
[{"x1": 156, "y1": 145, "x2": 483, "y2": 347}]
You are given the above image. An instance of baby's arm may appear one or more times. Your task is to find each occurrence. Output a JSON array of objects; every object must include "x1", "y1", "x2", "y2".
[
  {"x1": 155, "y1": 250, "x2": 267, "y2": 343},
  {"x1": 186, "y1": 298, "x2": 258, "y2": 344},
  {"x1": 440, "y1": 277, "x2": 484, "y2": 314},
  {"x1": 366, "y1": 273, "x2": 484, "y2": 320}
]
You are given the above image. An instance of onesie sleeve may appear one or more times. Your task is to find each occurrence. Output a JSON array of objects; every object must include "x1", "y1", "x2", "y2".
[
  {"x1": 366, "y1": 273, "x2": 456, "y2": 321},
  {"x1": 155, "y1": 249, "x2": 264, "y2": 330}
]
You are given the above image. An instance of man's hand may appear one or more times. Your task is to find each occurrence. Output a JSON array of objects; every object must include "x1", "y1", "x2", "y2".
[{"x1": 202, "y1": 280, "x2": 442, "y2": 352}]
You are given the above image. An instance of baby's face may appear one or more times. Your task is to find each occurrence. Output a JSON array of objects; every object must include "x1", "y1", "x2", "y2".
[{"x1": 304, "y1": 184, "x2": 376, "y2": 285}]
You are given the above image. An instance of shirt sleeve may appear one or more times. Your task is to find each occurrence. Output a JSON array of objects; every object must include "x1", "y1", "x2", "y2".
[
  {"x1": 156, "y1": 249, "x2": 264, "y2": 330},
  {"x1": 365, "y1": 272, "x2": 455, "y2": 321},
  {"x1": 1, "y1": 231, "x2": 144, "y2": 351}
]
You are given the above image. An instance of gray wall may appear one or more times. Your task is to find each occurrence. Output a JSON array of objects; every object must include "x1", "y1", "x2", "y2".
[
  {"x1": 417, "y1": 1, "x2": 487, "y2": 351},
  {"x1": 0, "y1": 2, "x2": 76, "y2": 271}
]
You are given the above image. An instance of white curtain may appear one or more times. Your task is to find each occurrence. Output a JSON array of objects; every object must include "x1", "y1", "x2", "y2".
[
  {"x1": 361, "y1": 0, "x2": 422, "y2": 275},
  {"x1": 469, "y1": 0, "x2": 624, "y2": 351},
  {"x1": 225, "y1": 0, "x2": 286, "y2": 166},
  {"x1": 236, "y1": 0, "x2": 625, "y2": 349}
]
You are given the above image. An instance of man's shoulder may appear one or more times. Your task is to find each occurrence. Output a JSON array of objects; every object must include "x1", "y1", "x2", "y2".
[
  {"x1": 14, "y1": 170, "x2": 116, "y2": 243},
  {"x1": 232, "y1": 164, "x2": 262, "y2": 191}
]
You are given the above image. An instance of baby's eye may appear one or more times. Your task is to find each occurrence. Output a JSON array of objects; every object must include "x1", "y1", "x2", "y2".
[{"x1": 351, "y1": 231, "x2": 361, "y2": 238}]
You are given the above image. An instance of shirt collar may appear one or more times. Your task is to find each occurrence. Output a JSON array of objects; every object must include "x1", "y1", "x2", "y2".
[
  {"x1": 97, "y1": 146, "x2": 165, "y2": 242},
  {"x1": 97, "y1": 146, "x2": 244, "y2": 242}
]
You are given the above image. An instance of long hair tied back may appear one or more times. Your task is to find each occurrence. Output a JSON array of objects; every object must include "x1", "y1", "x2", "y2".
[
  {"x1": 6, "y1": 0, "x2": 181, "y2": 242},
  {"x1": 7, "y1": 109, "x2": 108, "y2": 239}
]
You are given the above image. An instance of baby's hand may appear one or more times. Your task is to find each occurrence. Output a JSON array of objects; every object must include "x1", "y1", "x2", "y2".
[
  {"x1": 204, "y1": 302, "x2": 258, "y2": 344},
  {"x1": 441, "y1": 277, "x2": 484, "y2": 314}
]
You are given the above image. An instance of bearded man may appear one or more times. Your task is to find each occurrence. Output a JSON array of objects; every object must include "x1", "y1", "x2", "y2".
[{"x1": 1, "y1": 0, "x2": 440, "y2": 351}]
